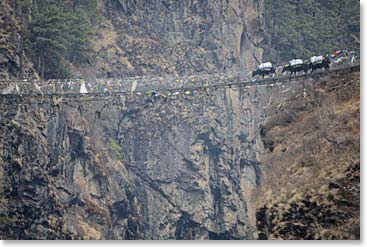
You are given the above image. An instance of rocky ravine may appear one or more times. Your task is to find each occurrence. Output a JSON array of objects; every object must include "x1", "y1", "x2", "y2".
[{"x1": 0, "y1": 68, "x2": 360, "y2": 239}]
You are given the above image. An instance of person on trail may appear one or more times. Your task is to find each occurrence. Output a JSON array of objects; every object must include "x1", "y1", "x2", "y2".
[
  {"x1": 333, "y1": 50, "x2": 341, "y2": 57},
  {"x1": 350, "y1": 51, "x2": 356, "y2": 64}
]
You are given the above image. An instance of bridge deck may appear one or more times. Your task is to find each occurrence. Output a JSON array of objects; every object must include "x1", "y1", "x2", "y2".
[{"x1": 0, "y1": 64, "x2": 359, "y2": 100}]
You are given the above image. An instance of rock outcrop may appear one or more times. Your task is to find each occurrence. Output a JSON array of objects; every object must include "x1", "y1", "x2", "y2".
[
  {"x1": 0, "y1": 81, "x2": 269, "y2": 239},
  {"x1": 0, "y1": 0, "x2": 36, "y2": 79},
  {"x1": 89, "y1": 0, "x2": 265, "y2": 78}
]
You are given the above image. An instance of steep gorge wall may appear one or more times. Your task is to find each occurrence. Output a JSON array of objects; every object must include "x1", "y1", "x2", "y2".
[
  {"x1": 0, "y1": 78, "x2": 282, "y2": 239},
  {"x1": 86, "y1": 0, "x2": 265, "y2": 78},
  {"x1": 0, "y1": 69, "x2": 360, "y2": 239}
]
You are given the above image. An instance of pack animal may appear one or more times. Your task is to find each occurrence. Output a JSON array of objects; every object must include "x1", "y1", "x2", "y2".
[
  {"x1": 252, "y1": 62, "x2": 276, "y2": 78},
  {"x1": 282, "y1": 59, "x2": 309, "y2": 76},
  {"x1": 309, "y1": 56, "x2": 330, "y2": 73}
]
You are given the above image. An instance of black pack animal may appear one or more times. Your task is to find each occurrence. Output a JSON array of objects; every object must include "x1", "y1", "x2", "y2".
[
  {"x1": 252, "y1": 67, "x2": 276, "y2": 78},
  {"x1": 282, "y1": 63, "x2": 309, "y2": 76},
  {"x1": 308, "y1": 57, "x2": 330, "y2": 73}
]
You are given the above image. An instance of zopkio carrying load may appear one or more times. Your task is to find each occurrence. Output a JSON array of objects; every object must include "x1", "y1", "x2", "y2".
[
  {"x1": 290, "y1": 59, "x2": 303, "y2": 66},
  {"x1": 258, "y1": 62, "x2": 273, "y2": 70},
  {"x1": 310, "y1": 56, "x2": 324, "y2": 64}
]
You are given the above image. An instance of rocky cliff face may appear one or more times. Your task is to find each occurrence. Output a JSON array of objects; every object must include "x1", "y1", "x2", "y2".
[
  {"x1": 0, "y1": 0, "x2": 36, "y2": 79},
  {"x1": 0, "y1": 0, "x2": 265, "y2": 79},
  {"x1": 0, "y1": 74, "x2": 277, "y2": 239},
  {"x1": 0, "y1": 68, "x2": 360, "y2": 240},
  {"x1": 87, "y1": 0, "x2": 265, "y2": 78}
]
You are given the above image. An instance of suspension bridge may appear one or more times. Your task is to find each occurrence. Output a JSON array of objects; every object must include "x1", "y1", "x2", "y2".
[{"x1": 0, "y1": 63, "x2": 359, "y2": 101}]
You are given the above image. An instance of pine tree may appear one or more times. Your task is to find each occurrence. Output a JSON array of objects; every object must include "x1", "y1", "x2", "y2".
[
  {"x1": 25, "y1": 1, "x2": 96, "y2": 79},
  {"x1": 27, "y1": 4, "x2": 70, "y2": 78},
  {"x1": 67, "y1": 9, "x2": 94, "y2": 65}
]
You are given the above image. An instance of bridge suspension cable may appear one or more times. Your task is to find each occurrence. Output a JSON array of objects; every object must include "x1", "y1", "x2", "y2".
[{"x1": 0, "y1": 64, "x2": 359, "y2": 100}]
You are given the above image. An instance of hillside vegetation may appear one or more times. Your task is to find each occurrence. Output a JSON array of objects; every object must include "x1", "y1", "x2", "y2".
[
  {"x1": 262, "y1": 0, "x2": 360, "y2": 63},
  {"x1": 257, "y1": 69, "x2": 360, "y2": 239},
  {"x1": 1, "y1": 0, "x2": 360, "y2": 79},
  {"x1": 16, "y1": 0, "x2": 97, "y2": 79}
]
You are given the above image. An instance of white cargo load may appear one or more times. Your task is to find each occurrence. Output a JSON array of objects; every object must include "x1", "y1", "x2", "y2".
[
  {"x1": 290, "y1": 59, "x2": 303, "y2": 66},
  {"x1": 311, "y1": 56, "x2": 324, "y2": 63},
  {"x1": 258, "y1": 62, "x2": 272, "y2": 70}
]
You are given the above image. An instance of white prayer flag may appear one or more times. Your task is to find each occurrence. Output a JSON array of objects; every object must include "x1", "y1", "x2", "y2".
[
  {"x1": 80, "y1": 82, "x2": 88, "y2": 93},
  {"x1": 131, "y1": 80, "x2": 137, "y2": 94}
]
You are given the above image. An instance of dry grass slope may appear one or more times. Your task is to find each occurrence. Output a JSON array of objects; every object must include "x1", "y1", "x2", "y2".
[{"x1": 256, "y1": 71, "x2": 360, "y2": 240}]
